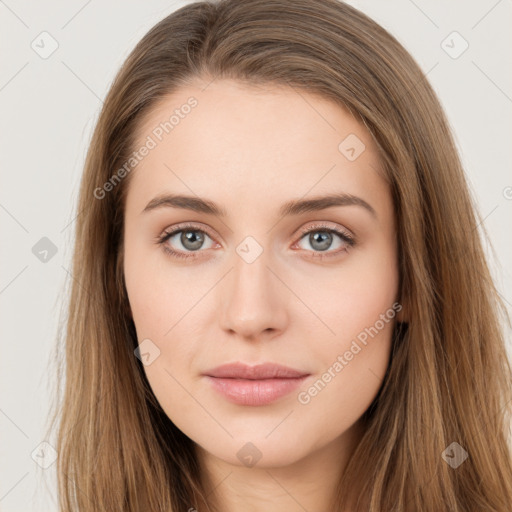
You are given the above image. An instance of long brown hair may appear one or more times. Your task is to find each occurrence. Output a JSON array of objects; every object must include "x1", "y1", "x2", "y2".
[{"x1": 45, "y1": 0, "x2": 512, "y2": 510}]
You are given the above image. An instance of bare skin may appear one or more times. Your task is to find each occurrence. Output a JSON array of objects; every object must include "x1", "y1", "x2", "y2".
[{"x1": 123, "y1": 77, "x2": 402, "y2": 512}]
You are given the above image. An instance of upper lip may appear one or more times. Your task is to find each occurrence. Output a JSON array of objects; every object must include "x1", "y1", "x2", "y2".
[{"x1": 203, "y1": 362, "x2": 309, "y2": 380}]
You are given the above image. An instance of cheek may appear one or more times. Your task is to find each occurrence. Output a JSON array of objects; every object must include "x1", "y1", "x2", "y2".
[
  {"x1": 292, "y1": 243, "x2": 398, "y2": 419},
  {"x1": 294, "y1": 290, "x2": 397, "y2": 446},
  {"x1": 123, "y1": 235, "x2": 180, "y2": 338},
  {"x1": 290, "y1": 240, "x2": 399, "y2": 348},
  {"x1": 123, "y1": 240, "x2": 205, "y2": 386},
  {"x1": 124, "y1": 252, "x2": 202, "y2": 430}
]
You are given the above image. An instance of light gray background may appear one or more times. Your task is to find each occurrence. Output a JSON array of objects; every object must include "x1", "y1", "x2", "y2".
[{"x1": 1, "y1": 0, "x2": 511, "y2": 510}]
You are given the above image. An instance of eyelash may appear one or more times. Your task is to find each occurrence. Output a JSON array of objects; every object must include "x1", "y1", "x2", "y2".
[{"x1": 155, "y1": 222, "x2": 356, "y2": 261}]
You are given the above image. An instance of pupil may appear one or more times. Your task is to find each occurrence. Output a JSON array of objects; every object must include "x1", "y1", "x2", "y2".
[
  {"x1": 310, "y1": 231, "x2": 332, "y2": 251},
  {"x1": 182, "y1": 230, "x2": 204, "y2": 250}
]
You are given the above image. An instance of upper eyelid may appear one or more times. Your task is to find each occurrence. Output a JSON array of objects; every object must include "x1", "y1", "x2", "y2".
[{"x1": 163, "y1": 222, "x2": 217, "y2": 240}]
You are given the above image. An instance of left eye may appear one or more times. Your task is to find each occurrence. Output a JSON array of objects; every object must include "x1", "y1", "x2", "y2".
[{"x1": 294, "y1": 227, "x2": 354, "y2": 254}]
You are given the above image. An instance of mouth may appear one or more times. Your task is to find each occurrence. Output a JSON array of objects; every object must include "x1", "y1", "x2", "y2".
[{"x1": 202, "y1": 362, "x2": 311, "y2": 406}]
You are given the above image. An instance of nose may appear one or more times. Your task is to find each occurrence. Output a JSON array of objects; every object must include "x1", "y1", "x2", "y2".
[{"x1": 218, "y1": 246, "x2": 288, "y2": 341}]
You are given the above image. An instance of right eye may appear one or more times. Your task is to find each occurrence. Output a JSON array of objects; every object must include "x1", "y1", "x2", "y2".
[{"x1": 156, "y1": 223, "x2": 218, "y2": 260}]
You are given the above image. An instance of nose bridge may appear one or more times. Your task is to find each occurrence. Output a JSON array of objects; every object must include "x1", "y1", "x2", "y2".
[
  {"x1": 219, "y1": 238, "x2": 286, "y2": 339},
  {"x1": 233, "y1": 240, "x2": 271, "y2": 297}
]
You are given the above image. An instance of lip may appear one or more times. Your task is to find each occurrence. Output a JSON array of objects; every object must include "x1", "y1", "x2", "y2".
[{"x1": 202, "y1": 362, "x2": 310, "y2": 406}]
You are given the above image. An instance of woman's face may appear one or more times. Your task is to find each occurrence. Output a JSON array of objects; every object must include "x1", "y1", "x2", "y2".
[{"x1": 123, "y1": 78, "x2": 400, "y2": 469}]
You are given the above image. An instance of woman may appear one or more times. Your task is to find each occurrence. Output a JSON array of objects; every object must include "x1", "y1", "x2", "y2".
[{"x1": 46, "y1": 0, "x2": 512, "y2": 510}]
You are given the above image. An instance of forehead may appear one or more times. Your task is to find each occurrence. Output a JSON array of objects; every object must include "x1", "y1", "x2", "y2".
[{"x1": 126, "y1": 78, "x2": 388, "y2": 218}]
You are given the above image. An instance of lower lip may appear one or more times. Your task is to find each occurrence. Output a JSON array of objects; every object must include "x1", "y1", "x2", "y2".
[{"x1": 205, "y1": 375, "x2": 309, "y2": 406}]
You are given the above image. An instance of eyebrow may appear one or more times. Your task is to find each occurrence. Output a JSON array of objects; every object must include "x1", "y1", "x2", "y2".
[{"x1": 141, "y1": 192, "x2": 377, "y2": 219}]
